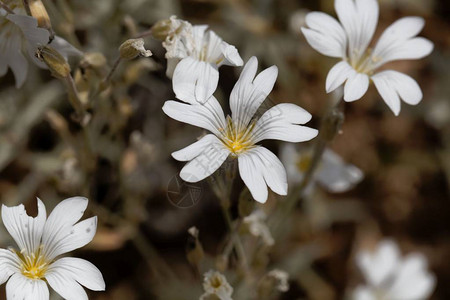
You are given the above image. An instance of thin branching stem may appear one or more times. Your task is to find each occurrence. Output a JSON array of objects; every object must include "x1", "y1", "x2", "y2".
[{"x1": 0, "y1": 0, "x2": 14, "y2": 13}]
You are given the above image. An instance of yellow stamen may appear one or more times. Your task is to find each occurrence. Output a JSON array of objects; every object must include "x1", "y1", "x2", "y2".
[
  {"x1": 221, "y1": 116, "x2": 255, "y2": 156},
  {"x1": 14, "y1": 247, "x2": 49, "y2": 280}
]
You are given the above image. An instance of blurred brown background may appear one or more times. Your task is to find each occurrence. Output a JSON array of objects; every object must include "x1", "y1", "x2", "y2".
[{"x1": 0, "y1": 0, "x2": 449, "y2": 299}]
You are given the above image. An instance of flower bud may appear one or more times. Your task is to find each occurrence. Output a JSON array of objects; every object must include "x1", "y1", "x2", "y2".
[
  {"x1": 186, "y1": 226, "x2": 204, "y2": 268},
  {"x1": 36, "y1": 45, "x2": 71, "y2": 78},
  {"x1": 28, "y1": 0, "x2": 52, "y2": 32},
  {"x1": 151, "y1": 16, "x2": 189, "y2": 41},
  {"x1": 119, "y1": 38, "x2": 152, "y2": 60},
  {"x1": 150, "y1": 18, "x2": 173, "y2": 41}
]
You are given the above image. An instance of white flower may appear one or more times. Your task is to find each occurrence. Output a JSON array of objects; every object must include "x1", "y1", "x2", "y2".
[
  {"x1": 301, "y1": 0, "x2": 434, "y2": 115},
  {"x1": 162, "y1": 16, "x2": 243, "y2": 104},
  {"x1": 0, "y1": 197, "x2": 105, "y2": 300},
  {"x1": 163, "y1": 57, "x2": 318, "y2": 203},
  {"x1": 242, "y1": 210, "x2": 274, "y2": 246},
  {"x1": 353, "y1": 239, "x2": 436, "y2": 300},
  {"x1": 200, "y1": 270, "x2": 233, "y2": 300},
  {"x1": 280, "y1": 144, "x2": 363, "y2": 193},
  {"x1": 0, "y1": 5, "x2": 81, "y2": 88}
]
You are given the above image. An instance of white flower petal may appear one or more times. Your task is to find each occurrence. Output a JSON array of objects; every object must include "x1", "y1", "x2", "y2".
[
  {"x1": 230, "y1": 57, "x2": 278, "y2": 129},
  {"x1": 238, "y1": 150, "x2": 268, "y2": 203},
  {"x1": 335, "y1": 0, "x2": 379, "y2": 62},
  {"x1": 356, "y1": 239, "x2": 400, "y2": 287},
  {"x1": 221, "y1": 44, "x2": 243, "y2": 66},
  {"x1": 162, "y1": 97, "x2": 226, "y2": 136},
  {"x1": 179, "y1": 139, "x2": 230, "y2": 183},
  {"x1": 353, "y1": 0, "x2": 379, "y2": 56},
  {"x1": 376, "y1": 37, "x2": 433, "y2": 67},
  {"x1": 252, "y1": 103, "x2": 318, "y2": 143},
  {"x1": 41, "y1": 197, "x2": 88, "y2": 258},
  {"x1": 373, "y1": 17, "x2": 431, "y2": 65},
  {"x1": 316, "y1": 149, "x2": 363, "y2": 193},
  {"x1": 378, "y1": 17, "x2": 425, "y2": 44},
  {"x1": 326, "y1": 61, "x2": 354, "y2": 93},
  {"x1": 46, "y1": 267, "x2": 88, "y2": 300},
  {"x1": 9, "y1": 47, "x2": 29, "y2": 89},
  {"x1": 302, "y1": 11, "x2": 347, "y2": 58},
  {"x1": 372, "y1": 70, "x2": 422, "y2": 115},
  {"x1": 343, "y1": 72, "x2": 369, "y2": 102},
  {"x1": 6, "y1": 273, "x2": 49, "y2": 300},
  {"x1": 204, "y1": 30, "x2": 225, "y2": 63},
  {"x1": 0, "y1": 28, "x2": 29, "y2": 88},
  {"x1": 172, "y1": 134, "x2": 220, "y2": 162},
  {"x1": 195, "y1": 62, "x2": 220, "y2": 104},
  {"x1": 173, "y1": 57, "x2": 219, "y2": 104},
  {"x1": 372, "y1": 72, "x2": 401, "y2": 115},
  {"x1": 351, "y1": 285, "x2": 376, "y2": 300},
  {"x1": 301, "y1": 28, "x2": 342, "y2": 58},
  {"x1": 45, "y1": 216, "x2": 97, "y2": 260},
  {"x1": 0, "y1": 249, "x2": 21, "y2": 284},
  {"x1": 390, "y1": 73, "x2": 423, "y2": 105},
  {"x1": 6, "y1": 14, "x2": 49, "y2": 46},
  {"x1": 238, "y1": 147, "x2": 287, "y2": 203},
  {"x1": 1, "y1": 198, "x2": 46, "y2": 255},
  {"x1": 387, "y1": 254, "x2": 436, "y2": 300},
  {"x1": 48, "y1": 257, "x2": 105, "y2": 292}
]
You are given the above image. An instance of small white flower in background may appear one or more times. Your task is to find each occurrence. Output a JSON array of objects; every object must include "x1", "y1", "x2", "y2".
[
  {"x1": 163, "y1": 57, "x2": 318, "y2": 203},
  {"x1": 161, "y1": 16, "x2": 243, "y2": 104},
  {"x1": 280, "y1": 144, "x2": 363, "y2": 193},
  {"x1": 242, "y1": 210, "x2": 274, "y2": 246},
  {"x1": 0, "y1": 4, "x2": 81, "y2": 88},
  {"x1": 200, "y1": 270, "x2": 233, "y2": 300},
  {"x1": 352, "y1": 239, "x2": 436, "y2": 300},
  {"x1": 301, "y1": 0, "x2": 434, "y2": 115},
  {"x1": 0, "y1": 197, "x2": 105, "y2": 300},
  {"x1": 266, "y1": 269, "x2": 289, "y2": 292},
  {"x1": 257, "y1": 269, "x2": 289, "y2": 297}
]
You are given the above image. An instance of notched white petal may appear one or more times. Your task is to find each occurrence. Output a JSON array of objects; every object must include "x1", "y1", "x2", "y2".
[{"x1": 1, "y1": 198, "x2": 46, "y2": 255}]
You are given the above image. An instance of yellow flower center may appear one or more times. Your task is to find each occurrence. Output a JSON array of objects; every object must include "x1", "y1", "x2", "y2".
[
  {"x1": 16, "y1": 247, "x2": 49, "y2": 280},
  {"x1": 349, "y1": 48, "x2": 382, "y2": 75},
  {"x1": 210, "y1": 276, "x2": 222, "y2": 289},
  {"x1": 221, "y1": 116, "x2": 255, "y2": 156}
]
